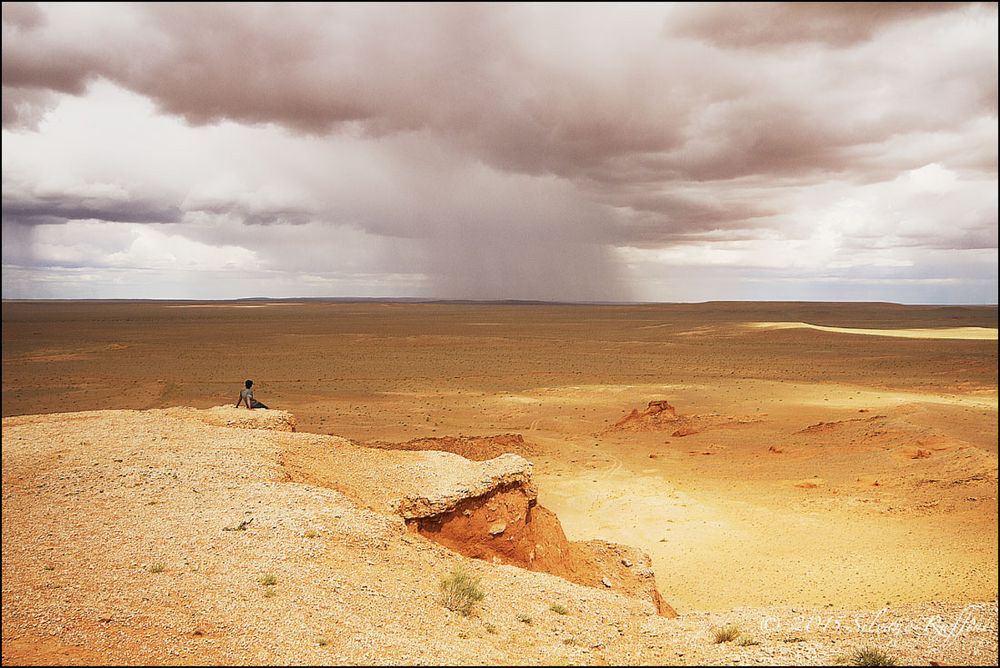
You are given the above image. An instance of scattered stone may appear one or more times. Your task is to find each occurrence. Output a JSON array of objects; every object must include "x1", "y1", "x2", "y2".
[{"x1": 601, "y1": 577, "x2": 613, "y2": 588}]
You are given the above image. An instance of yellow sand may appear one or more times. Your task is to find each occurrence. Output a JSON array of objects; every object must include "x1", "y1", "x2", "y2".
[{"x1": 750, "y1": 321, "x2": 998, "y2": 340}]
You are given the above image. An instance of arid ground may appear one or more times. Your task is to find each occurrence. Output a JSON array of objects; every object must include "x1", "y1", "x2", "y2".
[{"x1": 2, "y1": 300, "x2": 997, "y2": 664}]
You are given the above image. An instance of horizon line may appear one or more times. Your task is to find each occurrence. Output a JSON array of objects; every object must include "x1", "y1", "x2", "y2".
[{"x1": 2, "y1": 297, "x2": 998, "y2": 308}]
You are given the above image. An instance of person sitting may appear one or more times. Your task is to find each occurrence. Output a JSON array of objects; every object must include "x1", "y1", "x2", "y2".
[{"x1": 236, "y1": 379, "x2": 268, "y2": 409}]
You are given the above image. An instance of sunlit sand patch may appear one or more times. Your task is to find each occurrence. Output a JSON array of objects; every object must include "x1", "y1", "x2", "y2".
[
  {"x1": 785, "y1": 384, "x2": 998, "y2": 411},
  {"x1": 524, "y1": 383, "x2": 703, "y2": 397},
  {"x1": 749, "y1": 321, "x2": 998, "y2": 340},
  {"x1": 21, "y1": 352, "x2": 90, "y2": 362},
  {"x1": 500, "y1": 395, "x2": 543, "y2": 404}
]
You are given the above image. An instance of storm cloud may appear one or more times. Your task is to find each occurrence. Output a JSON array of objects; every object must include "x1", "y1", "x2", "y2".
[{"x1": 2, "y1": 2, "x2": 996, "y2": 302}]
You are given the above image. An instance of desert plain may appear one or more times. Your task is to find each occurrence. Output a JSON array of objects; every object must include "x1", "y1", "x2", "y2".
[{"x1": 2, "y1": 300, "x2": 997, "y2": 665}]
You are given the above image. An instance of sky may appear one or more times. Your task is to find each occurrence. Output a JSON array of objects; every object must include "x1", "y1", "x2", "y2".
[{"x1": 2, "y1": 2, "x2": 997, "y2": 303}]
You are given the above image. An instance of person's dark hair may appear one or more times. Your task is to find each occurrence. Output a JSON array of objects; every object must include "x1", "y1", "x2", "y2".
[{"x1": 245, "y1": 379, "x2": 253, "y2": 389}]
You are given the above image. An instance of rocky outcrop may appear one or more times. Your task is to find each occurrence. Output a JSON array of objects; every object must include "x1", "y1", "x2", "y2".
[
  {"x1": 612, "y1": 400, "x2": 678, "y2": 431},
  {"x1": 408, "y1": 473, "x2": 677, "y2": 617},
  {"x1": 392, "y1": 453, "x2": 535, "y2": 519},
  {"x1": 608, "y1": 399, "x2": 759, "y2": 437},
  {"x1": 163, "y1": 405, "x2": 297, "y2": 432},
  {"x1": 282, "y1": 419, "x2": 676, "y2": 615},
  {"x1": 364, "y1": 433, "x2": 537, "y2": 461}
]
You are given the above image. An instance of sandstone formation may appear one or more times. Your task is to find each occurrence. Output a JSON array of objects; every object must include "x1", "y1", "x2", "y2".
[
  {"x1": 284, "y1": 429, "x2": 675, "y2": 615},
  {"x1": 364, "y1": 433, "x2": 537, "y2": 461},
  {"x1": 608, "y1": 399, "x2": 759, "y2": 437}
]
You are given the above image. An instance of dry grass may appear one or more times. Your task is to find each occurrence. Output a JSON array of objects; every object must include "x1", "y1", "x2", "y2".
[
  {"x1": 712, "y1": 624, "x2": 740, "y2": 643},
  {"x1": 439, "y1": 566, "x2": 484, "y2": 616},
  {"x1": 851, "y1": 645, "x2": 897, "y2": 666}
]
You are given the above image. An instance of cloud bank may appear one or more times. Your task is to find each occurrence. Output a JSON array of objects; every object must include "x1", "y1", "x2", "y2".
[{"x1": 2, "y1": 2, "x2": 996, "y2": 302}]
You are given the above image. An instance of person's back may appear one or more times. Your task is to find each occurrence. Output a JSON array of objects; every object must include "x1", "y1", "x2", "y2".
[{"x1": 236, "y1": 379, "x2": 267, "y2": 409}]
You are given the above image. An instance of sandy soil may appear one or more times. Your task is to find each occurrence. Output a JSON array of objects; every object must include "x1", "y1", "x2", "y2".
[
  {"x1": 3, "y1": 407, "x2": 996, "y2": 666},
  {"x1": 749, "y1": 321, "x2": 998, "y2": 340},
  {"x1": 2, "y1": 300, "x2": 997, "y2": 664}
]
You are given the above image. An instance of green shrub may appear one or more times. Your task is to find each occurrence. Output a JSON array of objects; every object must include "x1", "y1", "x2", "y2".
[
  {"x1": 439, "y1": 566, "x2": 485, "y2": 616},
  {"x1": 149, "y1": 562, "x2": 165, "y2": 573},
  {"x1": 259, "y1": 573, "x2": 278, "y2": 586},
  {"x1": 737, "y1": 636, "x2": 760, "y2": 647},
  {"x1": 549, "y1": 603, "x2": 568, "y2": 615}
]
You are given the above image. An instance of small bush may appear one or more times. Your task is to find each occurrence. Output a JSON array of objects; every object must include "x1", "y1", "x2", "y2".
[
  {"x1": 259, "y1": 573, "x2": 278, "y2": 586},
  {"x1": 317, "y1": 637, "x2": 328, "y2": 647},
  {"x1": 439, "y1": 566, "x2": 485, "y2": 616},
  {"x1": 549, "y1": 603, "x2": 568, "y2": 615},
  {"x1": 304, "y1": 529, "x2": 318, "y2": 539},
  {"x1": 851, "y1": 645, "x2": 897, "y2": 666},
  {"x1": 737, "y1": 636, "x2": 760, "y2": 647},
  {"x1": 517, "y1": 613, "x2": 533, "y2": 625},
  {"x1": 485, "y1": 623, "x2": 498, "y2": 635},
  {"x1": 223, "y1": 518, "x2": 253, "y2": 532},
  {"x1": 712, "y1": 624, "x2": 739, "y2": 643},
  {"x1": 149, "y1": 563, "x2": 165, "y2": 573},
  {"x1": 263, "y1": 588, "x2": 277, "y2": 598}
]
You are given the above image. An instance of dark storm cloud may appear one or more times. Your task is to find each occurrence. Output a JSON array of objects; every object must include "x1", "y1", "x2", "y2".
[
  {"x1": 186, "y1": 201, "x2": 315, "y2": 227},
  {"x1": 3, "y1": 2, "x2": 992, "y2": 188},
  {"x1": 1, "y1": 2, "x2": 996, "y2": 301},
  {"x1": 2, "y1": 191, "x2": 182, "y2": 226},
  {"x1": 611, "y1": 193, "x2": 777, "y2": 248},
  {"x1": 667, "y1": 2, "x2": 963, "y2": 48},
  {"x1": 1, "y1": 2, "x2": 44, "y2": 31}
]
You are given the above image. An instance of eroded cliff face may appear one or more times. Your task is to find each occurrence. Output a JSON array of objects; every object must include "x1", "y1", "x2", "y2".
[
  {"x1": 283, "y1": 428, "x2": 675, "y2": 616},
  {"x1": 405, "y1": 471, "x2": 675, "y2": 616}
]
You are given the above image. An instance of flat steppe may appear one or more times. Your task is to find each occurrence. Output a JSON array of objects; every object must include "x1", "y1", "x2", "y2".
[{"x1": 2, "y1": 300, "x2": 997, "y2": 663}]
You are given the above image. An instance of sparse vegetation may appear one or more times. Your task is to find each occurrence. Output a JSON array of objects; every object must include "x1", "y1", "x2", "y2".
[
  {"x1": 263, "y1": 588, "x2": 277, "y2": 598},
  {"x1": 737, "y1": 635, "x2": 760, "y2": 647},
  {"x1": 223, "y1": 518, "x2": 254, "y2": 532},
  {"x1": 517, "y1": 613, "x2": 533, "y2": 625},
  {"x1": 149, "y1": 562, "x2": 165, "y2": 573},
  {"x1": 485, "y1": 623, "x2": 498, "y2": 635},
  {"x1": 712, "y1": 624, "x2": 740, "y2": 643},
  {"x1": 43, "y1": 564, "x2": 55, "y2": 571},
  {"x1": 549, "y1": 603, "x2": 568, "y2": 615},
  {"x1": 439, "y1": 566, "x2": 484, "y2": 616},
  {"x1": 259, "y1": 573, "x2": 278, "y2": 586},
  {"x1": 303, "y1": 529, "x2": 318, "y2": 538},
  {"x1": 851, "y1": 645, "x2": 897, "y2": 666}
]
